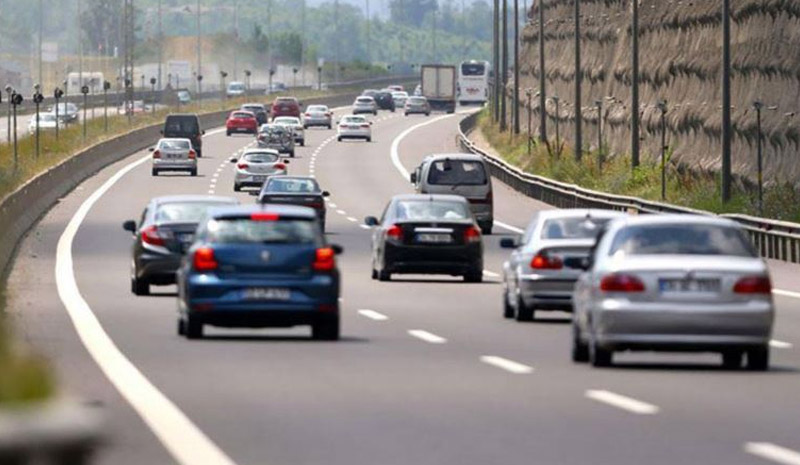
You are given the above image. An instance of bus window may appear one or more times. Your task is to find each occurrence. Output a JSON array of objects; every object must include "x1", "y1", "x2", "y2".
[{"x1": 461, "y1": 63, "x2": 486, "y2": 76}]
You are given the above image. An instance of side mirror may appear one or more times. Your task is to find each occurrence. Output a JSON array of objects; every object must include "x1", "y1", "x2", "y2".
[
  {"x1": 331, "y1": 244, "x2": 344, "y2": 255},
  {"x1": 122, "y1": 220, "x2": 137, "y2": 234},
  {"x1": 409, "y1": 172, "x2": 417, "y2": 184},
  {"x1": 148, "y1": 147, "x2": 155, "y2": 152},
  {"x1": 283, "y1": 159, "x2": 291, "y2": 164},
  {"x1": 364, "y1": 216, "x2": 379, "y2": 227},
  {"x1": 229, "y1": 157, "x2": 238, "y2": 163},
  {"x1": 499, "y1": 237, "x2": 518, "y2": 249},
  {"x1": 322, "y1": 191, "x2": 330, "y2": 197}
]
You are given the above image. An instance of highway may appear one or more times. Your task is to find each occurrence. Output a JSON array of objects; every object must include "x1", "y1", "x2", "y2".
[{"x1": 6, "y1": 104, "x2": 800, "y2": 465}]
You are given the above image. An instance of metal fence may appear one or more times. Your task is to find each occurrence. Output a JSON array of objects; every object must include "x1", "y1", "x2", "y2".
[{"x1": 457, "y1": 112, "x2": 800, "y2": 264}]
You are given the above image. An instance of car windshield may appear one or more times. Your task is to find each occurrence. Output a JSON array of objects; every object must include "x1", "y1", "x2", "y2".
[
  {"x1": 232, "y1": 112, "x2": 252, "y2": 119},
  {"x1": 427, "y1": 160, "x2": 487, "y2": 186},
  {"x1": 165, "y1": 117, "x2": 199, "y2": 134},
  {"x1": 342, "y1": 116, "x2": 365, "y2": 124},
  {"x1": 155, "y1": 202, "x2": 229, "y2": 224},
  {"x1": 409, "y1": 97, "x2": 426, "y2": 104},
  {"x1": 307, "y1": 105, "x2": 327, "y2": 112},
  {"x1": 540, "y1": 217, "x2": 612, "y2": 240},
  {"x1": 204, "y1": 218, "x2": 318, "y2": 244},
  {"x1": 159, "y1": 139, "x2": 191, "y2": 150},
  {"x1": 265, "y1": 178, "x2": 320, "y2": 193},
  {"x1": 393, "y1": 92, "x2": 408, "y2": 98},
  {"x1": 261, "y1": 125, "x2": 287, "y2": 135},
  {"x1": 244, "y1": 152, "x2": 279, "y2": 163},
  {"x1": 395, "y1": 200, "x2": 471, "y2": 221},
  {"x1": 609, "y1": 224, "x2": 757, "y2": 257}
]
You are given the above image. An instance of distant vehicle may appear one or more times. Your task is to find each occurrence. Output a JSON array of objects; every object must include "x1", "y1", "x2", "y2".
[
  {"x1": 387, "y1": 85, "x2": 404, "y2": 92},
  {"x1": 365, "y1": 194, "x2": 484, "y2": 282},
  {"x1": 500, "y1": 209, "x2": 627, "y2": 322},
  {"x1": 66, "y1": 72, "x2": 104, "y2": 95},
  {"x1": 361, "y1": 89, "x2": 379, "y2": 98},
  {"x1": 413, "y1": 84, "x2": 422, "y2": 96},
  {"x1": 411, "y1": 154, "x2": 493, "y2": 234},
  {"x1": 266, "y1": 82, "x2": 288, "y2": 94},
  {"x1": 176, "y1": 90, "x2": 192, "y2": 105},
  {"x1": 120, "y1": 100, "x2": 149, "y2": 115},
  {"x1": 257, "y1": 123, "x2": 295, "y2": 157},
  {"x1": 420, "y1": 64, "x2": 456, "y2": 113},
  {"x1": 572, "y1": 215, "x2": 774, "y2": 370},
  {"x1": 226, "y1": 81, "x2": 247, "y2": 98},
  {"x1": 373, "y1": 91, "x2": 396, "y2": 112},
  {"x1": 27, "y1": 113, "x2": 59, "y2": 134},
  {"x1": 337, "y1": 114, "x2": 372, "y2": 142},
  {"x1": 241, "y1": 103, "x2": 269, "y2": 125},
  {"x1": 49, "y1": 102, "x2": 79, "y2": 124},
  {"x1": 230, "y1": 148, "x2": 289, "y2": 192},
  {"x1": 391, "y1": 91, "x2": 409, "y2": 108},
  {"x1": 303, "y1": 105, "x2": 333, "y2": 129},
  {"x1": 404, "y1": 96, "x2": 431, "y2": 116},
  {"x1": 226, "y1": 110, "x2": 259, "y2": 136},
  {"x1": 258, "y1": 176, "x2": 330, "y2": 232},
  {"x1": 273, "y1": 116, "x2": 305, "y2": 146},
  {"x1": 162, "y1": 114, "x2": 204, "y2": 157},
  {"x1": 150, "y1": 138, "x2": 198, "y2": 177},
  {"x1": 352, "y1": 96, "x2": 378, "y2": 115},
  {"x1": 176, "y1": 204, "x2": 343, "y2": 340},
  {"x1": 457, "y1": 60, "x2": 491, "y2": 105},
  {"x1": 122, "y1": 195, "x2": 238, "y2": 295},
  {"x1": 270, "y1": 96, "x2": 301, "y2": 119}
]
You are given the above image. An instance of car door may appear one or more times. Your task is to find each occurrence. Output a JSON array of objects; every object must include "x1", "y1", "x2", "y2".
[
  {"x1": 373, "y1": 203, "x2": 393, "y2": 268},
  {"x1": 505, "y1": 215, "x2": 539, "y2": 303}
]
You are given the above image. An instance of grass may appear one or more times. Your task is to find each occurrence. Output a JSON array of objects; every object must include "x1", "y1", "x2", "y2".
[{"x1": 478, "y1": 110, "x2": 800, "y2": 222}]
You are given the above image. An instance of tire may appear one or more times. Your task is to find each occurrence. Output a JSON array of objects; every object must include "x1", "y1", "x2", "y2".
[
  {"x1": 337, "y1": 136, "x2": 342, "y2": 142},
  {"x1": 366, "y1": 137, "x2": 372, "y2": 142},
  {"x1": 300, "y1": 140, "x2": 305, "y2": 147},
  {"x1": 371, "y1": 268, "x2": 378, "y2": 280},
  {"x1": 480, "y1": 224, "x2": 492, "y2": 235},
  {"x1": 185, "y1": 315, "x2": 203, "y2": 339},
  {"x1": 464, "y1": 269, "x2": 483, "y2": 283},
  {"x1": 404, "y1": 113, "x2": 408, "y2": 117},
  {"x1": 177, "y1": 318, "x2": 186, "y2": 336},
  {"x1": 503, "y1": 291, "x2": 515, "y2": 319},
  {"x1": 746, "y1": 346, "x2": 769, "y2": 371},
  {"x1": 197, "y1": 151, "x2": 202, "y2": 158},
  {"x1": 190, "y1": 168, "x2": 197, "y2": 177},
  {"x1": 289, "y1": 150, "x2": 295, "y2": 158},
  {"x1": 572, "y1": 325, "x2": 590, "y2": 362},
  {"x1": 425, "y1": 113, "x2": 430, "y2": 116},
  {"x1": 515, "y1": 295, "x2": 534, "y2": 322},
  {"x1": 131, "y1": 275, "x2": 150, "y2": 296},
  {"x1": 378, "y1": 267, "x2": 391, "y2": 282},
  {"x1": 590, "y1": 340, "x2": 613, "y2": 367},
  {"x1": 226, "y1": 131, "x2": 231, "y2": 136},
  {"x1": 312, "y1": 316, "x2": 340, "y2": 341},
  {"x1": 233, "y1": 184, "x2": 241, "y2": 192},
  {"x1": 373, "y1": 111, "x2": 377, "y2": 116},
  {"x1": 722, "y1": 351, "x2": 744, "y2": 369},
  {"x1": 327, "y1": 124, "x2": 332, "y2": 130},
  {"x1": 151, "y1": 168, "x2": 158, "y2": 176}
]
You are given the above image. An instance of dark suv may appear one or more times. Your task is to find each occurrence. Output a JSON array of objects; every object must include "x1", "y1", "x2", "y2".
[
  {"x1": 374, "y1": 91, "x2": 396, "y2": 112},
  {"x1": 162, "y1": 114, "x2": 205, "y2": 157},
  {"x1": 271, "y1": 97, "x2": 301, "y2": 119}
]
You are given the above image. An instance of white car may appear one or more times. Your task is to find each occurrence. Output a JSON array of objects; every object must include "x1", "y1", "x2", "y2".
[
  {"x1": 273, "y1": 116, "x2": 305, "y2": 146},
  {"x1": 337, "y1": 114, "x2": 372, "y2": 142},
  {"x1": 28, "y1": 112, "x2": 59, "y2": 134},
  {"x1": 231, "y1": 148, "x2": 289, "y2": 191},
  {"x1": 391, "y1": 91, "x2": 409, "y2": 108},
  {"x1": 226, "y1": 81, "x2": 246, "y2": 98},
  {"x1": 352, "y1": 96, "x2": 378, "y2": 115},
  {"x1": 151, "y1": 138, "x2": 198, "y2": 177}
]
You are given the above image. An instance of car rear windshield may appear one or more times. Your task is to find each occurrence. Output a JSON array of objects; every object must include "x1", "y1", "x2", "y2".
[
  {"x1": 243, "y1": 106, "x2": 263, "y2": 112},
  {"x1": 159, "y1": 140, "x2": 191, "y2": 150},
  {"x1": 307, "y1": 105, "x2": 327, "y2": 112},
  {"x1": 461, "y1": 63, "x2": 486, "y2": 76},
  {"x1": 205, "y1": 218, "x2": 318, "y2": 244},
  {"x1": 427, "y1": 160, "x2": 487, "y2": 186},
  {"x1": 395, "y1": 200, "x2": 470, "y2": 221},
  {"x1": 356, "y1": 97, "x2": 373, "y2": 103},
  {"x1": 155, "y1": 202, "x2": 230, "y2": 224},
  {"x1": 164, "y1": 117, "x2": 199, "y2": 134},
  {"x1": 265, "y1": 178, "x2": 320, "y2": 193},
  {"x1": 244, "y1": 152, "x2": 279, "y2": 163},
  {"x1": 233, "y1": 112, "x2": 252, "y2": 119},
  {"x1": 276, "y1": 97, "x2": 297, "y2": 104},
  {"x1": 609, "y1": 224, "x2": 757, "y2": 257},
  {"x1": 342, "y1": 116, "x2": 366, "y2": 124},
  {"x1": 408, "y1": 97, "x2": 426, "y2": 104},
  {"x1": 540, "y1": 217, "x2": 612, "y2": 240}
]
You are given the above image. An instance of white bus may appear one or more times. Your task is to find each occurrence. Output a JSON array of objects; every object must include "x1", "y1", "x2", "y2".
[{"x1": 457, "y1": 60, "x2": 490, "y2": 105}]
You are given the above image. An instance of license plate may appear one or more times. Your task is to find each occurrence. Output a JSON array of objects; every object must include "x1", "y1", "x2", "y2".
[
  {"x1": 416, "y1": 233, "x2": 452, "y2": 244},
  {"x1": 349, "y1": 125, "x2": 360, "y2": 129},
  {"x1": 167, "y1": 153, "x2": 182, "y2": 159},
  {"x1": 659, "y1": 279, "x2": 720, "y2": 293},
  {"x1": 242, "y1": 288, "x2": 291, "y2": 301},
  {"x1": 253, "y1": 175, "x2": 266, "y2": 182}
]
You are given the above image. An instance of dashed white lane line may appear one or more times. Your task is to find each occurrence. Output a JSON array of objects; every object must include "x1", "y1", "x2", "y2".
[
  {"x1": 408, "y1": 330, "x2": 448, "y2": 344},
  {"x1": 585, "y1": 390, "x2": 660, "y2": 415},
  {"x1": 773, "y1": 289, "x2": 800, "y2": 300},
  {"x1": 480, "y1": 356, "x2": 534, "y2": 374},
  {"x1": 494, "y1": 220, "x2": 524, "y2": 234},
  {"x1": 745, "y1": 442, "x2": 800, "y2": 465},
  {"x1": 346, "y1": 216, "x2": 357, "y2": 222},
  {"x1": 328, "y1": 202, "x2": 337, "y2": 208},
  {"x1": 483, "y1": 270, "x2": 500, "y2": 278},
  {"x1": 358, "y1": 309, "x2": 389, "y2": 321},
  {"x1": 336, "y1": 209, "x2": 347, "y2": 215},
  {"x1": 207, "y1": 190, "x2": 215, "y2": 194},
  {"x1": 770, "y1": 339, "x2": 793, "y2": 349},
  {"x1": 359, "y1": 224, "x2": 371, "y2": 230}
]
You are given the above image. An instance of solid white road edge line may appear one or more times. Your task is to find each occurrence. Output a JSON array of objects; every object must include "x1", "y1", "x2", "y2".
[
  {"x1": 55, "y1": 165, "x2": 239, "y2": 462},
  {"x1": 357, "y1": 309, "x2": 389, "y2": 321},
  {"x1": 770, "y1": 339, "x2": 793, "y2": 349},
  {"x1": 408, "y1": 330, "x2": 447, "y2": 344},
  {"x1": 482, "y1": 270, "x2": 500, "y2": 277},
  {"x1": 773, "y1": 289, "x2": 800, "y2": 300},
  {"x1": 745, "y1": 442, "x2": 800, "y2": 465},
  {"x1": 585, "y1": 389, "x2": 660, "y2": 415},
  {"x1": 480, "y1": 356, "x2": 534, "y2": 374}
]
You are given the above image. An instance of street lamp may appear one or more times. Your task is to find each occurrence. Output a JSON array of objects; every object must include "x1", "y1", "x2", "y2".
[
  {"x1": 293, "y1": 68, "x2": 298, "y2": 89},
  {"x1": 244, "y1": 70, "x2": 252, "y2": 91},
  {"x1": 631, "y1": 0, "x2": 641, "y2": 170},
  {"x1": 657, "y1": 100, "x2": 668, "y2": 201},
  {"x1": 219, "y1": 71, "x2": 228, "y2": 108},
  {"x1": 317, "y1": 66, "x2": 322, "y2": 91},
  {"x1": 150, "y1": 77, "x2": 157, "y2": 114},
  {"x1": 140, "y1": 74, "x2": 146, "y2": 92},
  {"x1": 5, "y1": 85, "x2": 13, "y2": 143},
  {"x1": 33, "y1": 84, "x2": 43, "y2": 159},
  {"x1": 103, "y1": 81, "x2": 111, "y2": 131},
  {"x1": 10, "y1": 90, "x2": 22, "y2": 171},
  {"x1": 54, "y1": 87, "x2": 64, "y2": 139},
  {"x1": 573, "y1": 0, "x2": 582, "y2": 161},
  {"x1": 753, "y1": 100, "x2": 764, "y2": 215},
  {"x1": 268, "y1": 69, "x2": 275, "y2": 94},
  {"x1": 81, "y1": 84, "x2": 89, "y2": 139},
  {"x1": 197, "y1": 74, "x2": 204, "y2": 106},
  {"x1": 525, "y1": 88, "x2": 533, "y2": 155}
]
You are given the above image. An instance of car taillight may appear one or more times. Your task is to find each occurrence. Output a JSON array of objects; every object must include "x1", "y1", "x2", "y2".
[
  {"x1": 304, "y1": 113, "x2": 310, "y2": 117},
  {"x1": 274, "y1": 163, "x2": 286, "y2": 170},
  {"x1": 141, "y1": 225, "x2": 168, "y2": 246},
  {"x1": 360, "y1": 124, "x2": 370, "y2": 128},
  {"x1": 237, "y1": 163, "x2": 249, "y2": 169},
  {"x1": 530, "y1": 253, "x2": 562, "y2": 270},
  {"x1": 188, "y1": 150, "x2": 196, "y2": 159},
  {"x1": 386, "y1": 224, "x2": 403, "y2": 241},
  {"x1": 313, "y1": 247, "x2": 336, "y2": 271},
  {"x1": 600, "y1": 273, "x2": 645, "y2": 292},
  {"x1": 193, "y1": 247, "x2": 218, "y2": 271},
  {"x1": 464, "y1": 226, "x2": 482, "y2": 244},
  {"x1": 733, "y1": 276, "x2": 772, "y2": 294},
  {"x1": 152, "y1": 150, "x2": 161, "y2": 159},
  {"x1": 251, "y1": 212, "x2": 280, "y2": 221}
]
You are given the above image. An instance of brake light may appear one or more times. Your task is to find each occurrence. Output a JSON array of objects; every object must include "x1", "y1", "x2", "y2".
[
  {"x1": 530, "y1": 253, "x2": 562, "y2": 270},
  {"x1": 152, "y1": 150, "x2": 161, "y2": 159},
  {"x1": 250, "y1": 212, "x2": 280, "y2": 221},
  {"x1": 464, "y1": 226, "x2": 482, "y2": 244},
  {"x1": 360, "y1": 124, "x2": 370, "y2": 128},
  {"x1": 274, "y1": 163, "x2": 286, "y2": 170},
  {"x1": 237, "y1": 163, "x2": 249, "y2": 169},
  {"x1": 733, "y1": 276, "x2": 772, "y2": 294},
  {"x1": 386, "y1": 224, "x2": 403, "y2": 241},
  {"x1": 600, "y1": 274, "x2": 645, "y2": 292},
  {"x1": 313, "y1": 247, "x2": 336, "y2": 271},
  {"x1": 188, "y1": 150, "x2": 196, "y2": 159},
  {"x1": 305, "y1": 113, "x2": 310, "y2": 117},
  {"x1": 193, "y1": 247, "x2": 218, "y2": 271},
  {"x1": 141, "y1": 225, "x2": 167, "y2": 246}
]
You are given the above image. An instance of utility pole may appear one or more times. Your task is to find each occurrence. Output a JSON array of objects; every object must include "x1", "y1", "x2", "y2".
[
  {"x1": 721, "y1": 0, "x2": 732, "y2": 203},
  {"x1": 538, "y1": 0, "x2": 546, "y2": 141},
  {"x1": 492, "y1": 0, "x2": 500, "y2": 122},
  {"x1": 267, "y1": 0, "x2": 273, "y2": 72},
  {"x1": 365, "y1": 0, "x2": 371, "y2": 70},
  {"x1": 753, "y1": 100, "x2": 764, "y2": 215},
  {"x1": 573, "y1": 0, "x2": 582, "y2": 160},
  {"x1": 658, "y1": 100, "x2": 668, "y2": 200},
  {"x1": 78, "y1": 0, "x2": 83, "y2": 95},
  {"x1": 500, "y1": 0, "x2": 508, "y2": 131},
  {"x1": 432, "y1": 8, "x2": 437, "y2": 63},
  {"x1": 334, "y1": 0, "x2": 340, "y2": 82},
  {"x1": 631, "y1": 0, "x2": 641, "y2": 169},
  {"x1": 196, "y1": 0, "x2": 202, "y2": 94},
  {"x1": 233, "y1": 0, "x2": 239, "y2": 80},
  {"x1": 158, "y1": 0, "x2": 163, "y2": 89},
  {"x1": 123, "y1": 0, "x2": 135, "y2": 117},
  {"x1": 513, "y1": 0, "x2": 520, "y2": 134},
  {"x1": 38, "y1": 0, "x2": 43, "y2": 88},
  {"x1": 301, "y1": 0, "x2": 306, "y2": 84}
]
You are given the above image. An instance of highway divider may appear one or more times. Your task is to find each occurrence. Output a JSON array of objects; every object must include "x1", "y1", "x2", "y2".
[{"x1": 457, "y1": 112, "x2": 800, "y2": 264}]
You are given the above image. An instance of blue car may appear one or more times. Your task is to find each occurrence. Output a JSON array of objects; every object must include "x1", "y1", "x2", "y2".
[{"x1": 176, "y1": 204, "x2": 343, "y2": 340}]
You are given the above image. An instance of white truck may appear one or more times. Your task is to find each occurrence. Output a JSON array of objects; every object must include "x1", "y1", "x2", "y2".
[{"x1": 420, "y1": 64, "x2": 456, "y2": 114}]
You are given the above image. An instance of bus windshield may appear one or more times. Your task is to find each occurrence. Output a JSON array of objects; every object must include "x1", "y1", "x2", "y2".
[{"x1": 461, "y1": 63, "x2": 486, "y2": 76}]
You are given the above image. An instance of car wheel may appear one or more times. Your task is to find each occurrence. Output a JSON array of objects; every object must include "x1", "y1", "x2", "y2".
[
  {"x1": 515, "y1": 295, "x2": 534, "y2": 322},
  {"x1": 572, "y1": 325, "x2": 590, "y2": 363},
  {"x1": 197, "y1": 151, "x2": 202, "y2": 158},
  {"x1": 426, "y1": 113, "x2": 430, "y2": 116},
  {"x1": 337, "y1": 136, "x2": 342, "y2": 142},
  {"x1": 289, "y1": 151, "x2": 295, "y2": 157},
  {"x1": 378, "y1": 265, "x2": 391, "y2": 282},
  {"x1": 226, "y1": 131, "x2": 231, "y2": 136},
  {"x1": 190, "y1": 168, "x2": 197, "y2": 177},
  {"x1": 464, "y1": 269, "x2": 483, "y2": 283},
  {"x1": 373, "y1": 111, "x2": 377, "y2": 116},
  {"x1": 177, "y1": 318, "x2": 186, "y2": 336},
  {"x1": 480, "y1": 224, "x2": 492, "y2": 235},
  {"x1": 185, "y1": 315, "x2": 203, "y2": 339},
  {"x1": 151, "y1": 168, "x2": 158, "y2": 176},
  {"x1": 404, "y1": 113, "x2": 408, "y2": 117},
  {"x1": 233, "y1": 184, "x2": 241, "y2": 192},
  {"x1": 300, "y1": 140, "x2": 305, "y2": 146},
  {"x1": 327, "y1": 124, "x2": 332, "y2": 130},
  {"x1": 503, "y1": 291, "x2": 514, "y2": 319},
  {"x1": 722, "y1": 351, "x2": 743, "y2": 369},
  {"x1": 312, "y1": 316, "x2": 340, "y2": 341},
  {"x1": 746, "y1": 346, "x2": 769, "y2": 371},
  {"x1": 371, "y1": 267, "x2": 378, "y2": 280},
  {"x1": 131, "y1": 274, "x2": 149, "y2": 296},
  {"x1": 366, "y1": 137, "x2": 372, "y2": 142},
  {"x1": 590, "y1": 340, "x2": 613, "y2": 367}
]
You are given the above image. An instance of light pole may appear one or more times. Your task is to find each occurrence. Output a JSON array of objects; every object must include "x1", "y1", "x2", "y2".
[
  {"x1": 54, "y1": 87, "x2": 64, "y2": 139},
  {"x1": 5, "y1": 85, "x2": 12, "y2": 143},
  {"x1": 269, "y1": 69, "x2": 275, "y2": 94},
  {"x1": 595, "y1": 99, "x2": 603, "y2": 170},
  {"x1": 196, "y1": 74, "x2": 203, "y2": 107},
  {"x1": 10, "y1": 91, "x2": 22, "y2": 172},
  {"x1": 317, "y1": 66, "x2": 322, "y2": 91},
  {"x1": 365, "y1": 0, "x2": 371, "y2": 72},
  {"x1": 150, "y1": 77, "x2": 157, "y2": 114},
  {"x1": 219, "y1": 71, "x2": 227, "y2": 109},
  {"x1": 657, "y1": 100, "x2": 668, "y2": 200},
  {"x1": 233, "y1": 0, "x2": 239, "y2": 80},
  {"x1": 753, "y1": 100, "x2": 764, "y2": 215},
  {"x1": 513, "y1": 0, "x2": 520, "y2": 134},
  {"x1": 103, "y1": 81, "x2": 110, "y2": 131},
  {"x1": 526, "y1": 88, "x2": 533, "y2": 155},
  {"x1": 721, "y1": 0, "x2": 732, "y2": 203},
  {"x1": 573, "y1": 0, "x2": 582, "y2": 161},
  {"x1": 244, "y1": 70, "x2": 251, "y2": 91},
  {"x1": 33, "y1": 84, "x2": 43, "y2": 159},
  {"x1": 538, "y1": 0, "x2": 546, "y2": 141},
  {"x1": 196, "y1": 0, "x2": 202, "y2": 95},
  {"x1": 500, "y1": 0, "x2": 508, "y2": 131},
  {"x1": 492, "y1": 0, "x2": 499, "y2": 122},
  {"x1": 158, "y1": 0, "x2": 163, "y2": 89},
  {"x1": 293, "y1": 68, "x2": 298, "y2": 89},
  {"x1": 631, "y1": 0, "x2": 641, "y2": 169},
  {"x1": 81, "y1": 84, "x2": 89, "y2": 139},
  {"x1": 38, "y1": 0, "x2": 43, "y2": 87}
]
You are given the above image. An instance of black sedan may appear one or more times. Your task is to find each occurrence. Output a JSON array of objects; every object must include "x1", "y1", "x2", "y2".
[
  {"x1": 374, "y1": 91, "x2": 396, "y2": 112},
  {"x1": 365, "y1": 194, "x2": 483, "y2": 282},
  {"x1": 123, "y1": 195, "x2": 239, "y2": 295},
  {"x1": 257, "y1": 176, "x2": 330, "y2": 232}
]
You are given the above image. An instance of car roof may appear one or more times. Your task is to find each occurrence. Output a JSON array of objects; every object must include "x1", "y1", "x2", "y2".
[
  {"x1": 207, "y1": 204, "x2": 317, "y2": 219},
  {"x1": 356, "y1": 96, "x2": 375, "y2": 100},
  {"x1": 535, "y1": 209, "x2": 628, "y2": 221},
  {"x1": 391, "y1": 193, "x2": 470, "y2": 204},
  {"x1": 609, "y1": 213, "x2": 737, "y2": 229},
  {"x1": 158, "y1": 137, "x2": 192, "y2": 143},
  {"x1": 165, "y1": 113, "x2": 199, "y2": 120},
  {"x1": 242, "y1": 103, "x2": 265, "y2": 108},
  {"x1": 423, "y1": 153, "x2": 485, "y2": 163},
  {"x1": 231, "y1": 110, "x2": 254, "y2": 115},
  {"x1": 243, "y1": 148, "x2": 280, "y2": 155},
  {"x1": 151, "y1": 195, "x2": 238, "y2": 205}
]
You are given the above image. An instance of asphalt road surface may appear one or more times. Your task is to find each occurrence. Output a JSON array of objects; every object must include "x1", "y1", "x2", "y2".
[{"x1": 6, "y1": 105, "x2": 800, "y2": 465}]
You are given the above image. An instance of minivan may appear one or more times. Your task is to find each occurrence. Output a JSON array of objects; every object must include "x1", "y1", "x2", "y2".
[
  {"x1": 410, "y1": 154, "x2": 493, "y2": 234},
  {"x1": 162, "y1": 114, "x2": 205, "y2": 157}
]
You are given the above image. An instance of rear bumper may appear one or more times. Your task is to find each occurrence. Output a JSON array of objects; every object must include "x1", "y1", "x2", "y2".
[
  {"x1": 227, "y1": 125, "x2": 257, "y2": 133},
  {"x1": 519, "y1": 276, "x2": 577, "y2": 311},
  {"x1": 338, "y1": 130, "x2": 371, "y2": 139},
  {"x1": 189, "y1": 310, "x2": 337, "y2": 328},
  {"x1": 152, "y1": 160, "x2": 197, "y2": 171},
  {"x1": 384, "y1": 243, "x2": 482, "y2": 275},
  {"x1": 304, "y1": 119, "x2": 331, "y2": 126},
  {"x1": 137, "y1": 253, "x2": 182, "y2": 284}
]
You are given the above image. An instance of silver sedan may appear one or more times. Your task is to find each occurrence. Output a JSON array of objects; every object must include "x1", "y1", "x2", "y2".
[
  {"x1": 303, "y1": 105, "x2": 333, "y2": 129},
  {"x1": 501, "y1": 209, "x2": 626, "y2": 321},
  {"x1": 572, "y1": 214, "x2": 774, "y2": 370}
]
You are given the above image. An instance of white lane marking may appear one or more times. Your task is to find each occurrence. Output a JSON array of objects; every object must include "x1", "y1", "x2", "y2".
[
  {"x1": 408, "y1": 330, "x2": 447, "y2": 344},
  {"x1": 770, "y1": 339, "x2": 794, "y2": 349},
  {"x1": 207, "y1": 190, "x2": 215, "y2": 194},
  {"x1": 336, "y1": 209, "x2": 347, "y2": 215},
  {"x1": 358, "y1": 309, "x2": 389, "y2": 321},
  {"x1": 359, "y1": 224, "x2": 371, "y2": 230},
  {"x1": 55, "y1": 153, "x2": 238, "y2": 465},
  {"x1": 483, "y1": 270, "x2": 500, "y2": 277},
  {"x1": 212, "y1": 173, "x2": 219, "y2": 178},
  {"x1": 480, "y1": 356, "x2": 534, "y2": 374},
  {"x1": 746, "y1": 443, "x2": 800, "y2": 465},
  {"x1": 585, "y1": 390, "x2": 660, "y2": 415},
  {"x1": 494, "y1": 220, "x2": 524, "y2": 234},
  {"x1": 774, "y1": 289, "x2": 800, "y2": 300},
  {"x1": 328, "y1": 202, "x2": 337, "y2": 208},
  {"x1": 390, "y1": 114, "x2": 453, "y2": 179},
  {"x1": 346, "y1": 216, "x2": 357, "y2": 222}
]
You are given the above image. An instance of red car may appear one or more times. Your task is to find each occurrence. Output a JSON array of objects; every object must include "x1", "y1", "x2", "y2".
[
  {"x1": 270, "y1": 97, "x2": 301, "y2": 119},
  {"x1": 226, "y1": 110, "x2": 258, "y2": 136}
]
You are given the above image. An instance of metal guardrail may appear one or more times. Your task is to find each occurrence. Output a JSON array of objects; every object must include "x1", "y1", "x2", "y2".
[{"x1": 456, "y1": 112, "x2": 800, "y2": 264}]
